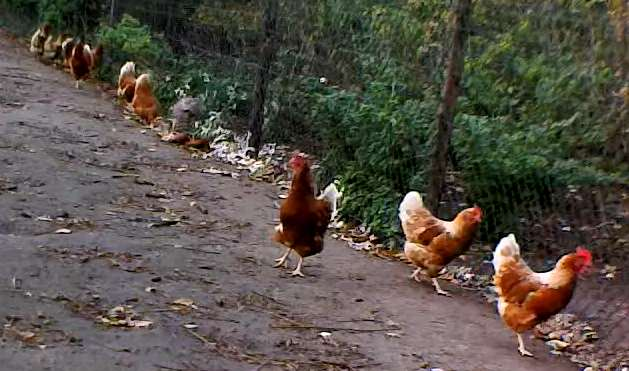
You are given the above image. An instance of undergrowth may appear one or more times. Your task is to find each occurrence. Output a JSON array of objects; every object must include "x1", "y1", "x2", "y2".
[{"x1": 2, "y1": 0, "x2": 626, "y2": 245}]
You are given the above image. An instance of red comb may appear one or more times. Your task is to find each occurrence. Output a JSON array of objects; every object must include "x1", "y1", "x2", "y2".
[
  {"x1": 575, "y1": 246, "x2": 592, "y2": 264},
  {"x1": 290, "y1": 151, "x2": 305, "y2": 160}
]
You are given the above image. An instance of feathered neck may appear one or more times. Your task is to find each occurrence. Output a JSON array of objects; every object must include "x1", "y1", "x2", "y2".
[{"x1": 290, "y1": 165, "x2": 314, "y2": 196}]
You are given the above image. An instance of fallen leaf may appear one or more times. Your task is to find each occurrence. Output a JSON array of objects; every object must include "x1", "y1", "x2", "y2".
[
  {"x1": 131, "y1": 320, "x2": 153, "y2": 328},
  {"x1": 16, "y1": 331, "x2": 36, "y2": 342},
  {"x1": 54, "y1": 228, "x2": 72, "y2": 234},
  {"x1": 600, "y1": 264, "x2": 618, "y2": 280},
  {"x1": 172, "y1": 298, "x2": 194, "y2": 307},
  {"x1": 546, "y1": 339, "x2": 570, "y2": 351}
]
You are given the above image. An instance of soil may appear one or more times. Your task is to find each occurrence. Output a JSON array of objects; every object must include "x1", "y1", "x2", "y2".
[{"x1": 0, "y1": 30, "x2": 622, "y2": 371}]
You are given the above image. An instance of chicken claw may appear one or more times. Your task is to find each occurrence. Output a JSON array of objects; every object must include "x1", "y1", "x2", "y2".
[
  {"x1": 432, "y1": 278, "x2": 451, "y2": 297},
  {"x1": 273, "y1": 248, "x2": 291, "y2": 268},
  {"x1": 290, "y1": 257, "x2": 305, "y2": 277},
  {"x1": 517, "y1": 334, "x2": 534, "y2": 357}
]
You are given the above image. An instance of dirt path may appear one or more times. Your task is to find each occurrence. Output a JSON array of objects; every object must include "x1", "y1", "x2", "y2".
[{"x1": 0, "y1": 33, "x2": 578, "y2": 371}]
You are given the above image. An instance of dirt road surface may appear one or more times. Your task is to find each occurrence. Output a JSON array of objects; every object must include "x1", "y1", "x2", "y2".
[{"x1": 0, "y1": 32, "x2": 578, "y2": 371}]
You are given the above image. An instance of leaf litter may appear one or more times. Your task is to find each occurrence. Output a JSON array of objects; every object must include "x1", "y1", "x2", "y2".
[{"x1": 98, "y1": 305, "x2": 153, "y2": 329}]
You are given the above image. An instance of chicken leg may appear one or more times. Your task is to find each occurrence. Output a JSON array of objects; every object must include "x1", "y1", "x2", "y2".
[
  {"x1": 432, "y1": 278, "x2": 451, "y2": 297},
  {"x1": 273, "y1": 248, "x2": 291, "y2": 268},
  {"x1": 290, "y1": 257, "x2": 305, "y2": 277},
  {"x1": 517, "y1": 333, "x2": 534, "y2": 357},
  {"x1": 409, "y1": 268, "x2": 422, "y2": 282}
]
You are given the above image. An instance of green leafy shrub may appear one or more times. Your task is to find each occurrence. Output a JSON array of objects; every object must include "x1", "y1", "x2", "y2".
[
  {"x1": 38, "y1": 0, "x2": 103, "y2": 33},
  {"x1": 453, "y1": 114, "x2": 620, "y2": 239},
  {"x1": 155, "y1": 58, "x2": 252, "y2": 123},
  {"x1": 0, "y1": 0, "x2": 102, "y2": 35},
  {"x1": 302, "y1": 81, "x2": 438, "y2": 239},
  {"x1": 95, "y1": 14, "x2": 172, "y2": 84}
]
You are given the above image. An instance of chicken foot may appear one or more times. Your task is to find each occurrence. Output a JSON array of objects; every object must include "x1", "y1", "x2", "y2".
[
  {"x1": 431, "y1": 278, "x2": 451, "y2": 297},
  {"x1": 517, "y1": 333, "x2": 534, "y2": 357},
  {"x1": 290, "y1": 257, "x2": 305, "y2": 277},
  {"x1": 273, "y1": 248, "x2": 291, "y2": 268}
]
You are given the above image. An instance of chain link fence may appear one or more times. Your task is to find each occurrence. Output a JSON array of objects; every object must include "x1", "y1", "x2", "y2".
[{"x1": 0, "y1": 0, "x2": 627, "y2": 365}]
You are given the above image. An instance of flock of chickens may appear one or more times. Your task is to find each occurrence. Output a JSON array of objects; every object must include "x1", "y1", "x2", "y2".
[
  {"x1": 29, "y1": 24, "x2": 102, "y2": 89},
  {"x1": 29, "y1": 24, "x2": 594, "y2": 359},
  {"x1": 29, "y1": 24, "x2": 204, "y2": 148}
]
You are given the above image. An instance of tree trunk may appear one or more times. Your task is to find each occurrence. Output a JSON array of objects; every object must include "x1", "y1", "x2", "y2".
[
  {"x1": 426, "y1": 0, "x2": 472, "y2": 212},
  {"x1": 109, "y1": 0, "x2": 116, "y2": 25},
  {"x1": 248, "y1": 0, "x2": 278, "y2": 158}
]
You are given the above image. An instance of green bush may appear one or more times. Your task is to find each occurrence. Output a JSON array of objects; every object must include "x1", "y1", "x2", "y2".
[
  {"x1": 0, "y1": 0, "x2": 102, "y2": 35},
  {"x1": 95, "y1": 14, "x2": 172, "y2": 85},
  {"x1": 95, "y1": 14, "x2": 253, "y2": 120},
  {"x1": 453, "y1": 113, "x2": 620, "y2": 239},
  {"x1": 155, "y1": 59, "x2": 252, "y2": 123},
  {"x1": 38, "y1": 0, "x2": 103, "y2": 33},
  {"x1": 304, "y1": 81, "x2": 437, "y2": 239}
]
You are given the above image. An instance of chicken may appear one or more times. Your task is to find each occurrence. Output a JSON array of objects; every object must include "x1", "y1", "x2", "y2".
[
  {"x1": 42, "y1": 33, "x2": 67, "y2": 62},
  {"x1": 171, "y1": 96, "x2": 201, "y2": 133},
  {"x1": 86, "y1": 44, "x2": 103, "y2": 72},
  {"x1": 69, "y1": 41, "x2": 103, "y2": 88},
  {"x1": 61, "y1": 37, "x2": 75, "y2": 69},
  {"x1": 272, "y1": 152, "x2": 339, "y2": 277},
  {"x1": 399, "y1": 191, "x2": 482, "y2": 296},
  {"x1": 117, "y1": 61, "x2": 136, "y2": 103},
  {"x1": 69, "y1": 41, "x2": 89, "y2": 88},
  {"x1": 29, "y1": 24, "x2": 51, "y2": 56},
  {"x1": 492, "y1": 234, "x2": 592, "y2": 357},
  {"x1": 131, "y1": 74, "x2": 160, "y2": 126}
]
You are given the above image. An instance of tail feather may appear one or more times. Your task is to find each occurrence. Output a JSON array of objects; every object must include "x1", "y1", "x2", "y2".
[
  {"x1": 398, "y1": 191, "x2": 425, "y2": 224},
  {"x1": 317, "y1": 183, "x2": 341, "y2": 221},
  {"x1": 492, "y1": 233, "x2": 520, "y2": 272}
]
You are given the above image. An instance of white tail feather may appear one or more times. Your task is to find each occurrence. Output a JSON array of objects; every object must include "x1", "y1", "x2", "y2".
[
  {"x1": 136, "y1": 73, "x2": 151, "y2": 87},
  {"x1": 492, "y1": 233, "x2": 520, "y2": 272},
  {"x1": 398, "y1": 191, "x2": 424, "y2": 224},
  {"x1": 317, "y1": 183, "x2": 341, "y2": 221},
  {"x1": 120, "y1": 61, "x2": 136, "y2": 77}
]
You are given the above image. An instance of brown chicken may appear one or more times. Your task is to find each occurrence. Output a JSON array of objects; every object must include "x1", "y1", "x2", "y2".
[
  {"x1": 69, "y1": 41, "x2": 90, "y2": 88},
  {"x1": 117, "y1": 61, "x2": 136, "y2": 103},
  {"x1": 492, "y1": 234, "x2": 592, "y2": 357},
  {"x1": 69, "y1": 41, "x2": 102, "y2": 88},
  {"x1": 131, "y1": 74, "x2": 159, "y2": 126},
  {"x1": 272, "y1": 152, "x2": 339, "y2": 277},
  {"x1": 399, "y1": 191, "x2": 482, "y2": 296}
]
